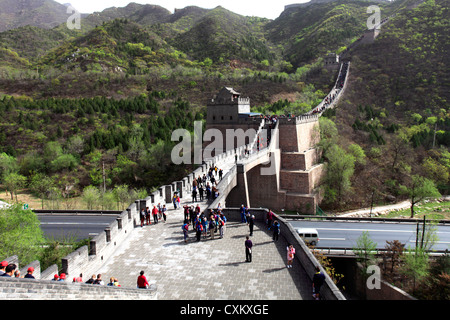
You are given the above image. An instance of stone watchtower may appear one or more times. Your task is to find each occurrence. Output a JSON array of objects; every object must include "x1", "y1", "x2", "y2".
[
  {"x1": 206, "y1": 87, "x2": 251, "y2": 124},
  {"x1": 324, "y1": 53, "x2": 340, "y2": 70},
  {"x1": 204, "y1": 87, "x2": 262, "y2": 156}
]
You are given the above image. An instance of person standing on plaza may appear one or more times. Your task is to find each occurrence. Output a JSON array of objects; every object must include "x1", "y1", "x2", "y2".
[
  {"x1": 94, "y1": 274, "x2": 104, "y2": 285},
  {"x1": 137, "y1": 270, "x2": 150, "y2": 289},
  {"x1": 157, "y1": 203, "x2": 162, "y2": 220},
  {"x1": 286, "y1": 244, "x2": 295, "y2": 268},
  {"x1": 245, "y1": 236, "x2": 253, "y2": 262},
  {"x1": 192, "y1": 186, "x2": 198, "y2": 203},
  {"x1": 152, "y1": 205, "x2": 159, "y2": 224},
  {"x1": 202, "y1": 216, "x2": 208, "y2": 239},
  {"x1": 145, "y1": 206, "x2": 151, "y2": 226},
  {"x1": 195, "y1": 217, "x2": 203, "y2": 241},
  {"x1": 240, "y1": 204, "x2": 246, "y2": 223},
  {"x1": 199, "y1": 185, "x2": 204, "y2": 201},
  {"x1": 0, "y1": 261, "x2": 8, "y2": 276},
  {"x1": 209, "y1": 216, "x2": 216, "y2": 239},
  {"x1": 1, "y1": 264, "x2": 16, "y2": 277},
  {"x1": 139, "y1": 208, "x2": 146, "y2": 227},
  {"x1": 248, "y1": 214, "x2": 255, "y2": 236},
  {"x1": 218, "y1": 217, "x2": 224, "y2": 239},
  {"x1": 272, "y1": 220, "x2": 280, "y2": 241},
  {"x1": 85, "y1": 274, "x2": 96, "y2": 284},
  {"x1": 161, "y1": 205, "x2": 167, "y2": 222},
  {"x1": 220, "y1": 213, "x2": 227, "y2": 238},
  {"x1": 183, "y1": 204, "x2": 189, "y2": 221},
  {"x1": 173, "y1": 193, "x2": 178, "y2": 209},
  {"x1": 182, "y1": 220, "x2": 189, "y2": 243},
  {"x1": 24, "y1": 267, "x2": 36, "y2": 279},
  {"x1": 267, "y1": 209, "x2": 274, "y2": 230},
  {"x1": 312, "y1": 267, "x2": 326, "y2": 300}
]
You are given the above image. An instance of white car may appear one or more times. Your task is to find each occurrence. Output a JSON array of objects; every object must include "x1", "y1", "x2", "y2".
[{"x1": 296, "y1": 228, "x2": 319, "y2": 246}]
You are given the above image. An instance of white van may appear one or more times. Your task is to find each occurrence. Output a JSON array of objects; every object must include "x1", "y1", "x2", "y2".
[{"x1": 296, "y1": 228, "x2": 319, "y2": 246}]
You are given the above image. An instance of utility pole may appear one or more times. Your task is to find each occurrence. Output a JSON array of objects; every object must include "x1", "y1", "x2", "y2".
[
  {"x1": 421, "y1": 216, "x2": 426, "y2": 249},
  {"x1": 369, "y1": 189, "x2": 375, "y2": 217},
  {"x1": 102, "y1": 161, "x2": 106, "y2": 193}
]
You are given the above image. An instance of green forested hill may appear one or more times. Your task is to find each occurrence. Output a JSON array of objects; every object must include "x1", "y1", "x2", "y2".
[
  {"x1": 0, "y1": 0, "x2": 70, "y2": 32},
  {"x1": 0, "y1": 0, "x2": 447, "y2": 211},
  {"x1": 327, "y1": 0, "x2": 449, "y2": 208}
]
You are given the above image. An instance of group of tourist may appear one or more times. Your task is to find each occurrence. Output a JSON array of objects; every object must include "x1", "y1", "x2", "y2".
[
  {"x1": 0, "y1": 260, "x2": 128, "y2": 288},
  {"x1": 0, "y1": 261, "x2": 35, "y2": 279},
  {"x1": 182, "y1": 207, "x2": 228, "y2": 243},
  {"x1": 191, "y1": 165, "x2": 224, "y2": 203},
  {"x1": 310, "y1": 61, "x2": 349, "y2": 115},
  {"x1": 139, "y1": 203, "x2": 168, "y2": 227}
]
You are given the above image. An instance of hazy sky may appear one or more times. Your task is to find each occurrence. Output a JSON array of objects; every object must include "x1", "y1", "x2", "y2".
[{"x1": 56, "y1": 0, "x2": 309, "y2": 20}]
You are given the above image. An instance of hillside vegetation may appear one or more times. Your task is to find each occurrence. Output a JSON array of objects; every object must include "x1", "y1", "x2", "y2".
[
  {"x1": 0, "y1": 0, "x2": 447, "y2": 213},
  {"x1": 322, "y1": 0, "x2": 449, "y2": 210}
]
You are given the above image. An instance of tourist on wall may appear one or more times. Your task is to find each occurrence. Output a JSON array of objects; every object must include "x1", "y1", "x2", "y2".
[
  {"x1": 286, "y1": 244, "x2": 295, "y2": 268},
  {"x1": 245, "y1": 236, "x2": 253, "y2": 262}
]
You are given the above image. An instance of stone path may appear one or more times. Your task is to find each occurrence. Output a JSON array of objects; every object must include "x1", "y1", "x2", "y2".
[{"x1": 95, "y1": 170, "x2": 312, "y2": 300}]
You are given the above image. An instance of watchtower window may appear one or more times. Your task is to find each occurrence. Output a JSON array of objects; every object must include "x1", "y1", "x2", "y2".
[
  {"x1": 230, "y1": 116, "x2": 233, "y2": 120},
  {"x1": 221, "y1": 116, "x2": 224, "y2": 120}
]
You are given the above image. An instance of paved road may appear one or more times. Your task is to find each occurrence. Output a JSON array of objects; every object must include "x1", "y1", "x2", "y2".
[
  {"x1": 37, "y1": 214, "x2": 118, "y2": 241},
  {"x1": 93, "y1": 194, "x2": 312, "y2": 300},
  {"x1": 290, "y1": 220, "x2": 450, "y2": 251}
]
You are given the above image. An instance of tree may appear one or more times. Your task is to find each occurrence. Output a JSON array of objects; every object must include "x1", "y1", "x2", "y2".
[
  {"x1": 353, "y1": 231, "x2": 378, "y2": 298},
  {"x1": 0, "y1": 205, "x2": 45, "y2": 266},
  {"x1": 381, "y1": 240, "x2": 405, "y2": 276},
  {"x1": 0, "y1": 152, "x2": 18, "y2": 177},
  {"x1": 347, "y1": 143, "x2": 366, "y2": 165},
  {"x1": 113, "y1": 184, "x2": 130, "y2": 210},
  {"x1": 3, "y1": 172, "x2": 27, "y2": 201},
  {"x1": 401, "y1": 246, "x2": 430, "y2": 292},
  {"x1": 29, "y1": 173, "x2": 55, "y2": 209},
  {"x1": 82, "y1": 186, "x2": 101, "y2": 210},
  {"x1": 323, "y1": 144, "x2": 356, "y2": 207},
  {"x1": 353, "y1": 231, "x2": 377, "y2": 272},
  {"x1": 399, "y1": 175, "x2": 441, "y2": 218},
  {"x1": 100, "y1": 190, "x2": 117, "y2": 211}
]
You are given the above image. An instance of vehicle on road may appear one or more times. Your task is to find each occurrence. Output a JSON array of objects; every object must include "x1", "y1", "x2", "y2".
[{"x1": 296, "y1": 228, "x2": 319, "y2": 246}]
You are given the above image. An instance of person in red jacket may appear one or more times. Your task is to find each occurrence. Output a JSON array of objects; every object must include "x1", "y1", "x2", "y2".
[
  {"x1": 152, "y1": 206, "x2": 159, "y2": 224},
  {"x1": 137, "y1": 270, "x2": 149, "y2": 289}
]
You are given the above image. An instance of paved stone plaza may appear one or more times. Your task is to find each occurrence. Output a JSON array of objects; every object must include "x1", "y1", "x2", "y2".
[{"x1": 95, "y1": 196, "x2": 313, "y2": 300}]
